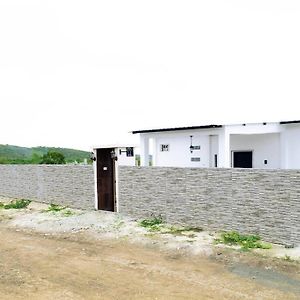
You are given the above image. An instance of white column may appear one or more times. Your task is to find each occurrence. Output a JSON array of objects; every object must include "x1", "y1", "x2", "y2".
[
  {"x1": 151, "y1": 137, "x2": 157, "y2": 166},
  {"x1": 280, "y1": 130, "x2": 288, "y2": 169},
  {"x1": 140, "y1": 134, "x2": 150, "y2": 166},
  {"x1": 218, "y1": 129, "x2": 231, "y2": 168}
]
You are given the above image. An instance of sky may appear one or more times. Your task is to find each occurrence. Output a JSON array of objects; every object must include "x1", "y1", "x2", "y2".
[{"x1": 0, "y1": 0, "x2": 300, "y2": 151}]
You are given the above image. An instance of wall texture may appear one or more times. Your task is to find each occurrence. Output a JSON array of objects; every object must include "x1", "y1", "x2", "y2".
[
  {"x1": 118, "y1": 166, "x2": 300, "y2": 246},
  {"x1": 0, "y1": 165, "x2": 94, "y2": 209}
]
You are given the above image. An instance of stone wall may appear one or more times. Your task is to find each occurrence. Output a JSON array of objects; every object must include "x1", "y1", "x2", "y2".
[
  {"x1": 0, "y1": 165, "x2": 94, "y2": 209},
  {"x1": 118, "y1": 166, "x2": 300, "y2": 245}
]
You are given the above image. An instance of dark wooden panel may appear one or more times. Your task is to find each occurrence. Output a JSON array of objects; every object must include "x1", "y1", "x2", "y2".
[{"x1": 96, "y1": 148, "x2": 115, "y2": 211}]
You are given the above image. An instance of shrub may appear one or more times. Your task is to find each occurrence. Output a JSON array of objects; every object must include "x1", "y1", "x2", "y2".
[{"x1": 41, "y1": 151, "x2": 66, "y2": 164}]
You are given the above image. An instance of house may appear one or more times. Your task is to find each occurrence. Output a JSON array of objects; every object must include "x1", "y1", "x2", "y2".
[{"x1": 132, "y1": 120, "x2": 300, "y2": 169}]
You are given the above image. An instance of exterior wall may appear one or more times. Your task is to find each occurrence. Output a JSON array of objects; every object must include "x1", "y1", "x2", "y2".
[
  {"x1": 116, "y1": 147, "x2": 136, "y2": 166},
  {"x1": 230, "y1": 133, "x2": 281, "y2": 169},
  {"x1": 281, "y1": 124, "x2": 300, "y2": 169},
  {"x1": 142, "y1": 129, "x2": 222, "y2": 168},
  {"x1": 119, "y1": 166, "x2": 300, "y2": 246},
  {"x1": 0, "y1": 165, "x2": 95, "y2": 209}
]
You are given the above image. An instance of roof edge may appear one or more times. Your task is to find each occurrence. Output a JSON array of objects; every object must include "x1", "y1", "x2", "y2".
[
  {"x1": 280, "y1": 120, "x2": 300, "y2": 125},
  {"x1": 132, "y1": 124, "x2": 222, "y2": 134}
]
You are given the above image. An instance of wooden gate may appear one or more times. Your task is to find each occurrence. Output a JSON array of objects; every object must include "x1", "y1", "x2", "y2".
[{"x1": 96, "y1": 148, "x2": 116, "y2": 211}]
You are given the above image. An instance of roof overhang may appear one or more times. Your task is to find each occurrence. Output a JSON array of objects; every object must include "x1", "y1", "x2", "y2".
[
  {"x1": 280, "y1": 120, "x2": 300, "y2": 125},
  {"x1": 132, "y1": 124, "x2": 222, "y2": 134}
]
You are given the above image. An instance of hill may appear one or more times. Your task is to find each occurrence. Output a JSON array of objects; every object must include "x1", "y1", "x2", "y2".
[{"x1": 0, "y1": 144, "x2": 90, "y2": 164}]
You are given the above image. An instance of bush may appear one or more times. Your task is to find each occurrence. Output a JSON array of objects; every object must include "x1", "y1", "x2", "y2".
[{"x1": 41, "y1": 151, "x2": 66, "y2": 164}]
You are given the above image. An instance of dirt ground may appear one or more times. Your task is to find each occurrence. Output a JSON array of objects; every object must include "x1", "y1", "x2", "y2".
[{"x1": 0, "y1": 199, "x2": 300, "y2": 299}]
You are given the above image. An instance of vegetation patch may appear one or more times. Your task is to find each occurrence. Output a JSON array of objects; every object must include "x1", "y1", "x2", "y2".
[
  {"x1": 45, "y1": 203, "x2": 66, "y2": 212},
  {"x1": 43, "y1": 203, "x2": 75, "y2": 217},
  {"x1": 139, "y1": 216, "x2": 202, "y2": 236},
  {"x1": 62, "y1": 209, "x2": 75, "y2": 217},
  {"x1": 139, "y1": 216, "x2": 163, "y2": 228},
  {"x1": 283, "y1": 255, "x2": 294, "y2": 262},
  {"x1": 0, "y1": 199, "x2": 31, "y2": 209},
  {"x1": 215, "y1": 231, "x2": 272, "y2": 250}
]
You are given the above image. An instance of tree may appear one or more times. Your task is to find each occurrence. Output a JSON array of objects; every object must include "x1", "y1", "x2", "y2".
[{"x1": 40, "y1": 150, "x2": 66, "y2": 164}]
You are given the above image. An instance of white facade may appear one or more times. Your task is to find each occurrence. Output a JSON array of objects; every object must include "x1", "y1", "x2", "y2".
[{"x1": 135, "y1": 122, "x2": 300, "y2": 169}]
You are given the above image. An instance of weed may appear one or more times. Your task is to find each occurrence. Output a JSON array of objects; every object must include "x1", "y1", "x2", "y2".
[
  {"x1": 43, "y1": 203, "x2": 74, "y2": 217},
  {"x1": 63, "y1": 210, "x2": 74, "y2": 217},
  {"x1": 0, "y1": 199, "x2": 31, "y2": 209},
  {"x1": 139, "y1": 217, "x2": 202, "y2": 237},
  {"x1": 283, "y1": 255, "x2": 293, "y2": 262},
  {"x1": 139, "y1": 216, "x2": 163, "y2": 228},
  {"x1": 45, "y1": 203, "x2": 66, "y2": 212},
  {"x1": 215, "y1": 231, "x2": 272, "y2": 250}
]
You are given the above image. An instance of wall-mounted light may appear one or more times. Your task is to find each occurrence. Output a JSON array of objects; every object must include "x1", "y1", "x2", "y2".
[
  {"x1": 190, "y1": 136, "x2": 194, "y2": 153},
  {"x1": 110, "y1": 150, "x2": 118, "y2": 161},
  {"x1": 90, "y1": 152, "x2": 96, "y2": 161},
  {"x1": 189, "y1": 135, "x2": 201, "y2": 153}
]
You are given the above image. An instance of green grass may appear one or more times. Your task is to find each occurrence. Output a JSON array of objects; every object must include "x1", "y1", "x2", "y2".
[
  {"x1": 43, "y1": 203, "x2": 75, "y2": 217},
  {"x1": 62, "y1": 209, "x2": 75, "y2": 217},
  {"x1": 0, "y1": 199, "x2": 31, "y2": 209},
  {"x1": 215, "y1": 231, "x2": 272, "y2": 250},
  {"x1": 139, "y1": 216, "x2": 163, "y2": 228},
  {"x1": 45, "y1": 203, "x2": 66, "y2": 212},
  {"x1": 139, "y1": 216, "x2": 202, "y2": 236}
]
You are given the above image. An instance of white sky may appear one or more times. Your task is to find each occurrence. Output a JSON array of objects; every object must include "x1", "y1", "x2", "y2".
[{"x1": 0, "y1": 0, "x2": 300, "y2": 151}]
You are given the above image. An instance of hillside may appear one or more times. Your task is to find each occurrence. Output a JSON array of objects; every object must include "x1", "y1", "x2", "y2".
[{"x1": 0, "y1": 144, "x2": 90, "y2": 164}]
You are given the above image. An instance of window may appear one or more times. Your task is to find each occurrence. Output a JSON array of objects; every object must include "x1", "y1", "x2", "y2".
[
  {"x1": 160, "y1": 144, "x2": 169, "y2": 152},
  {"x1": 126, "y1": 147, "x2": 134, "y2": 157}
]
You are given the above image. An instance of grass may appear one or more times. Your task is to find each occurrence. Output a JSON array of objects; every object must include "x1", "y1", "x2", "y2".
[
  {"x1": 0, "y1": 199, "x2": 31, "y2": 209},
  {"x1": 43, "y1": 203, "x2": 75, "y2": 217},
  {"x1": 215, "y1": 231, "x2": 272, "y2": 250},
  {"x1": 45, "y1": 203, "x2": 66, "y2": 212},
  {"x1": 283, "y1": 255, "x2": 294, "y2": 262},
  {"x1": 63, "y1": 209, "x2": 75, "y2": 217},
  {"x1": 139, "y1": 216, "x2": 202, "y2": 236},
  {"x1": 139, "y1": 216, "x2": 163, "y2": 228}
]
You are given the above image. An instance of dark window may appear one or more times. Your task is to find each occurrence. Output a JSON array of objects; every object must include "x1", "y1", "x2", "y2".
[
  {"x1": 233, "y1": 151, "x2": 253, "y2": 168},
  {"x1": 160, "y1": 144, "x2": 169, "y2": 152},
  {"x1": 214, "y1": 154, "x2": 218, "y2": 167},
  {"x1": 126, "y1": 147, "x2": 134, "y2": 157}
]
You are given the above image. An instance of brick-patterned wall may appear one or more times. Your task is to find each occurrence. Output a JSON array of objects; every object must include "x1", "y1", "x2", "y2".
[
  {"x1": 0, "y1": 165, "x2": 95, "y2": 210},
  {"x1": 118, "y1": 166, "x2": 300, "y2": 245}
]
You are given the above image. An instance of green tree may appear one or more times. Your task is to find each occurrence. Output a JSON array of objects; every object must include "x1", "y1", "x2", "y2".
[
  {"x1": 40, "y1": 151, "x2": 66, "y2": 164},
  {"x1": 31, "y1": 152, "x2": 42, "y2": 164}
]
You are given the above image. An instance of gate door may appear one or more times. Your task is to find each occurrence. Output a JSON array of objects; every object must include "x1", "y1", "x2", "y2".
[{"x1": 96, "y1": 148, "x2": 115, "y2": 211}]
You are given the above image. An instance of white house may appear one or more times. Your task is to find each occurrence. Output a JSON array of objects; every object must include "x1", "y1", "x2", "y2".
[{"x1": 133, "y1": 120, "x2": 300, "y2": 169}]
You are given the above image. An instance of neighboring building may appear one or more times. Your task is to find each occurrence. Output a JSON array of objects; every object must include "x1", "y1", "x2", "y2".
[{"x1": 132, "y1": 120, "x2": 300, "y2": 169}]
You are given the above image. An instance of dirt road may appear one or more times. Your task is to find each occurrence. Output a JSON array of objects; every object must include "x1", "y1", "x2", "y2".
[
  {"x1": 0, "y1": 200, "x2": 299, "y2": 299},
  {"x1": 0, "y1": 227, "x2": 299, "y2": 300}
]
